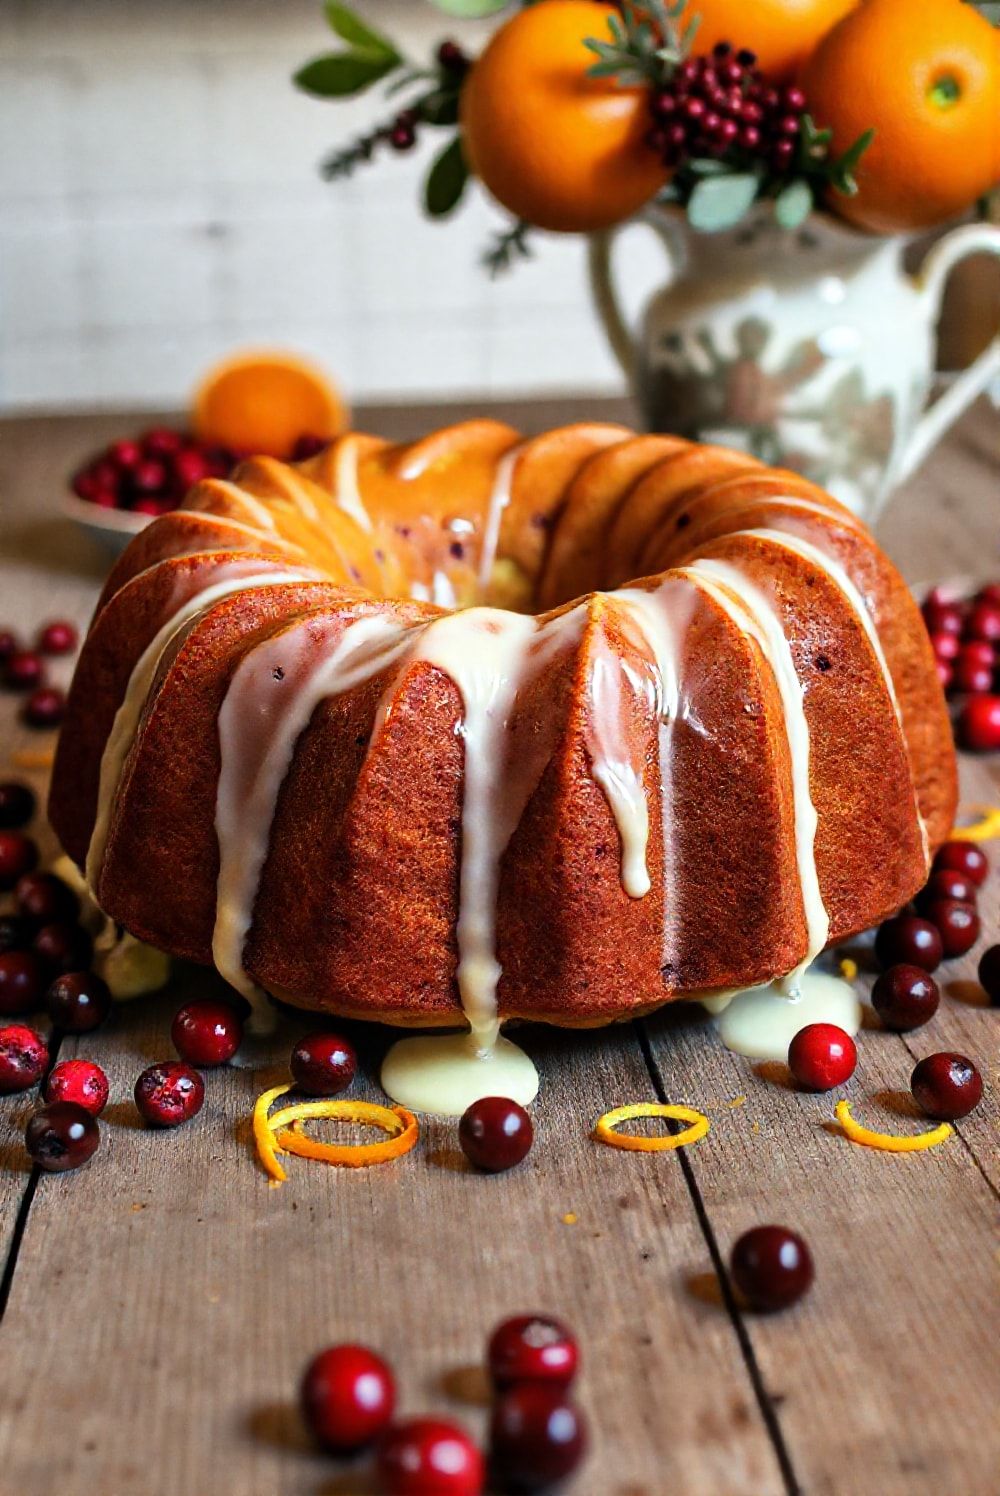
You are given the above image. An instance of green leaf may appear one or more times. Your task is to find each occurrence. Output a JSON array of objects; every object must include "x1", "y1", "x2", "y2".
[
  {"x1": 294, "y1": 52, "x2": 398, "y2": 97},
  {"x1": 426, "y1": 0, "x2": 509, "y2": 16},
  {"x1": 686, "y1": 173, "x2": 760, "y2": 232},
  {"x1": 419, "y1": 87, "x2": 461, "y2": 126},
  {"x1": 425, "y1": 135, "x2": 469, "y2": 217},
  {"x1": 773, "y1": 179, "x2": 814, "y2": 229},
  {"x1": 834, "y1": 127, "x2": 875, "y2": 178},
  {"x1": 323, "y1": 3, "x2": 400, "y2": 62}
]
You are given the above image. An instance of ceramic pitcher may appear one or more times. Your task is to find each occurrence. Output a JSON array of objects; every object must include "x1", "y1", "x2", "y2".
[{"x1": 589, "y1": 206, "x2": 1000, "y2": 521}]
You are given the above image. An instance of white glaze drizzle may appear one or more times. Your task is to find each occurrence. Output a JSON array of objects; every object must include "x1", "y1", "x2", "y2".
[
  {"x1": 478, "y1": 444, "x2": 522, "y2": 595},
  {"x1": 205, "y1": 481, "x2": 282, "y2": 533},
  {"x1": 331, "y1": 435, "x2": 374, "y2": 533},
  {"x1": 715, "y1": 971, "x2": 861, "y2": 1061}
]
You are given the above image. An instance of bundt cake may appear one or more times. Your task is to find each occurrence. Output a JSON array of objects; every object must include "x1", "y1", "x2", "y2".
[{"x1": 49, "y1": 420, "x2": 957, "y2": 1046}]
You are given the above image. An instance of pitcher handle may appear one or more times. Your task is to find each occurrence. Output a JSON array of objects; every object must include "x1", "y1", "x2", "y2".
[
  {"x1": 897, "y1": 222, "x2": 1000, "y2": 484},
  {"x1": 588, "y1": 208, "x2": 688, "y2": 385}
]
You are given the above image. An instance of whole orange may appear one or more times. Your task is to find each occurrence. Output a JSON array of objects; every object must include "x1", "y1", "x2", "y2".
[
  {"x1": 687, "y1": 0, "x2": 857, "y2": 81},
  {"x1": 460, "y1": 1, "x2": 669, "y2": 233},
  {"x1": 803, "y1": 0, "x2": 1000, "y2": 234}
]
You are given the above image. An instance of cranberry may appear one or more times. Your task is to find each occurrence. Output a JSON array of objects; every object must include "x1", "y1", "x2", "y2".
[
  {"x1": 46, "y1": 970, "x2": 111, "y2": 1032},
  {"x1": 871, "y1": 964, "x2": 939, "y2": 1031},
  {"x1": 916, "y1": 868, "x2": 978, "y2": 909},
  {"x1": 300, "y1": 1344, "x2": 395, "y2": 1453},
  {"x1": 376, "y1": 1418, "x2": 484, "y2": 1496},
  {"x1": 488, "y1": 1315, "x2": 578, "y2": 1390},
  {"x1": 109, "y1": 438, "x2": 142, "y2": 470},
  {"x1": 4, "y1": 650, "x2": 44, "y2": 691},
  {"x1": 289, "y1": 1030, "x2": 357, "y2": 1096},
  {"x1": 953, "y1": 656, "x2": 994, "y2": 694},
  {"x1": 25, "y1": 1101, "x2": 99, "y2": 1172},
  {"x1": 437, "y1": 39, "x2": 469, "y2": 73},
  {"x1": 0, "y1": 780, "x2": 35, "y2": 829},
  {"x1": 458, "y1": 1097, "x2": 534, "y2": 1173},
  {"x1": 787, "y1": 1023, "x2": 857, "y2": 1091},
  {"x1": 965, "y1": 602, "x2": 1000, "y2": 643},
  {"x1": 0, "y1": 951, "x2": 46, "y2": 1014},
  {"x1": 490, "y1": 1385, "x2": 587, "y2": 1493},
  {"x1": 0, "y1": 630, "x2": 21, "y2": 662},
  {"x1": 959, "y1": 695, "x2": 1000, "y2": 751},
  {"x1": 389, "y1": 121, "x2": 416, "y2": 152},
  {"x1": 921, "y1": 898, "x2": 980, "y2": 958},
  {"x1": 0, "y1": 1024, "x2": 48, "y2": 1093},
  {"x1": 874, "y1": 914, "x2": 942, "y2": 972},
  {"x1": 134, "y1": 1061, "x2": 204, "y2": 1127},
  {"x1": 922, "y1": 600, "x2": 963, "y2": 636},
  {"x1": 978, "y1": 944, "x2": 1000, "y2": 1004},
  {"x1": 975, "y1": 582, "x2": 1000, "y2": 608},
  {"x1": 934, "y1": 840, "x2": 989, "y2": 886},
  {"x1": 935, "y1": 659, "x2": 953, "y2": 691},
  {"x1": 911, "y1": 1052, "x2": 983, "y2": 1120},
  {"x1": 36, "y1": 619, "x2": 77, "y2": 655},
  {"x1": 22, "y1": 686, "x2": 66, "y2": 729},
  {"x1": 130, "y1": 496, "x2": 174, "y2": 518},
  {"x1": 731, "y1": 1224, "x2": 813, "y2": 1311},
  {"x1": 131, "y1": 458, "x2": 168, "y2": 495},
  {"x1": 170, "y1": 447, "x2": 210, "y2": 493},
  {"x1": 44, "y1": 1059, "x2": 109, "y2": 1116},
  {"x1": 141, "y1": 427, "x2": 185, "y2": 458},
  {"x1": 92, "y1": 487, "x2": 120, "y2": 510},
  {"x1": 16, "y1": 871, "x2": 79, "y2": 926},
  {"x1": 34, "y1": 922, "x2": 93, "y2": 976},
  {"x1": 959, "y1": 639, "x2": 995, "y2": 669},
  {"x1": 0, "y1": 831, "x2": 39, "y2": 890},
  {"x1": 0, "y1": 916, "x2": 31, "y2": 954},
  {"x1": 171, "y1": 998, "x2": 242, "y2": 1066}
]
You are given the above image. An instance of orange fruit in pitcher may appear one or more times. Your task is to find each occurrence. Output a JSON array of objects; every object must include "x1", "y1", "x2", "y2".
[
  {"x1": 460, "y1": 1, "x2": 669, "y2": 233},
  {"x1": 687, "y1": 0, "x2": 857, "y2": 81},
  {"x1": 193, "y1": 351, "x2": 347, "y2": 457},
  {"x1": 803, "y1": 0, "x2": 1000, "y2": 234}
]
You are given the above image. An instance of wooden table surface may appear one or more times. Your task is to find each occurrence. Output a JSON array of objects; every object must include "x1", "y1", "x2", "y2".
[{"x1": 0, "y1": 399, "x2": 997, "y2": 1496}]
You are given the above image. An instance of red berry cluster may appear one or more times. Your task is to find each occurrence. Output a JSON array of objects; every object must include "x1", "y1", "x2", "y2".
[
  {"x1": 647, "y1": 42, "x2": 807, "y2": 172},
  {"x1": 923, "y1": 582, "x2": 1000, "y2": 751},
  {"x1": 875, "y1": 836, "x2": 989, "y2": 989},
  {"x1": 0, "y1": 622, "x2": 76, "y2": 729},
  {"x1": 71, "y1": 427, "x2": 237, "y2": 520}
]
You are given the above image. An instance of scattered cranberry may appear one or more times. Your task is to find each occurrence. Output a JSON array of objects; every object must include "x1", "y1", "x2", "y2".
[
  {"x1": 917, "y1": 868, "x2": 978, "y2": 909},
  {"x1": 874, "y1": 914, "x2": 942, "y2": 972},
  {"x1": 0, "y1": 951, "x2": 46, "y2": 1014},
  {"x1": 300, "y1": 1344, "x2": 395, "y2": 1453},
  {"x1": 376, "y1": 1418, "x2": 484, "y2": 1496},
  {"x1": 871, "y1": 964, "x2": 939, "y2": 1031},
  {"x1": 458, "y1": 1097, "x2": 533, "y2": 1173},
  {"x1": 490, "y1": 1384, "x2": 587, "y2": 1493},
  {"x1": 36, "y1": 619, "x2": 77, "y2": 656},
  {"x1": 44, "y1": 1059, "x2": 109, "y2": 1116},
  {"x1": 0, "y1": 781, "x2": 35, "y2": 829},
  {"x1": 22, "y1": 686, "x2": 66, "y2": 729},
  {"x1": 34, "y1": 922, "x2": 94, "y2": 976},
  {"x1": 730, "y1": 1225, "x2": 813, "y2": 1312},
  {"x1": 934, "y1": 840, "x2": 988, "y2": 887},
  {"x1": 921, "y1": 898, "x2": 980, "y2": 958},
  {"x1": 289, "y1": 1030, "x2": 357, "y2": 1096},
  {"x1": 911, "y1": 1052, "x2": 983, "y2": 1121},
  {"x1": 959, "y1": 695, "x2": 1000, "y2": 752},
  {"x1": 0, "y1": 915, "x2": 31, "y2": 954},
  {"x1": 978, "y1": 944, "x2": 1000, "y2": 1004},
  {"x1": 25, "y1": 1101, "x2": 99, "y2": 1172},
  {"x1": 46, "y1": 970, "x2": 110, "y2": 1032},
  {"x1": 0, "y1": 831, "x2": 39, "y2": 891},
  {"x1": 787, "y1": 1023, "x2": 857, "y2": 1092},
  {"x1": 0, "y1": 1024, "x2": 48, "y2": 1093},
  {"x1": 0, "y1": 631, "x2": 20, "y2": 662},
  {"x1": 171, "y1": 998, "x2": 243, "y2": 1066},
  {"x1": 488, "y1": 1315, "x2": 578, "y2": 1391},
  {"x1": 134, "y1": 1061, "x2": 204, "y2": 1127},
  {"x1": 16, "y1": 871, "x2": 78, "y2": 926},
  {"x1": 3, "y1": 650, "x2": 44, "y2": 692}
]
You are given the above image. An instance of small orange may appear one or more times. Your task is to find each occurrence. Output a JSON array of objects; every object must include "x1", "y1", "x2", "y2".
[
  {"x1": 687, "y1": 0, "x2": 858, "y2": 81},
  {"x1": 803, "y1": 0, "x2": 1000, "y2": 234},
  {"x1": 193, "y1": 350, "x2": 347, "y2": 457},
  {"x1": 460, "y1": 1, "x2": 669, "y2": 233}
]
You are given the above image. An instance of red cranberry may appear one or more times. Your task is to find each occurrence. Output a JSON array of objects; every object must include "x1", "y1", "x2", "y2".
[
  {"x1": 959, "y1": 695, "x2": 1000, "y2": 751},
  {"x1": 170, "y1": 447, "x2": 210, "y2": 493},
  {"x1": 871, "y1": 964, "x2": 939, "y2": 1031},
  {"x1": 953, "y1": 657, "x2": 994, "y2": 694},
  {"x1": 0, "y1": 951, "x2": 46, "y2": 1014},
  {"x1": 290, "y1": 1030, "x2": 357, "y2": 1096},
  {"x1": 109, "y1": 438, "x2": 142, "y2": 470},
  {"x1": 300, "y1": 1344, "x2": 395, "y2": 1453},
  {"x1": 44, "y1": 1059, "x2": 109, "y2": 1116},
  {"x1": 0, "y1": 781, "x2": 36, "y2": 829},
  {"x1": 0, "y1": 630, "x2": 21, "y2": 662},
  {"x1": 130, "y1": 496, "x2": 174, "y2": 518},
  {"x1": 917, "y1": 868, "x2": 978, "y2": 909},
  {"x1": 787, "y1": 1023, "x2": 857, "y2": 1091},
  {"x1": 376, "y1": 1418, "x2": 484, "y2": 1496},
  {"x1": 46, "y1": 970, "x2": 110, "y2": 1031},
  {"x1": 34, "y1": 923, "x2": 93, "y2": 976},
  {"x1": 874, "y1": 914, "x2": 942, "y2": 972},
  {"x1": 934, "y1": 840, "x2": 989, "y2": 886},
  {"x1": 922, "y1": 600, "x2": 963, "y2": 636},
  {"x1": 975, "y1": 582, "x2": 1000, "y2": 608},
  {"x1": 22, "y1": 686, "x2": 66, "y2": 729},
  {"x1": 16, "y1": 871, "x2": 79, "y2": 926},
  {"x1": 935, "y1": 659, "x2": 953, "y2": 691},
  {"x1": 389, "y1": 121, "x2": 416, "y2": 152},
  {"x1": 92, "y1": 487, "x2": 120, "y2": 510},
  {"x1": 490, "y1": 1385, "x2": 587, "y2": 1493},
  {"x1": 965, "y1": 602, "x2": 1000, "y2": 643},
  {"x1": 0, "y1": 1024, "x2": 48, "y2": 1093},
  {"x1": 171, "y1": 998, "x2": 242, "y2": 1066},
  {"x1": 488, "y1": 1315, "x2": 579, "y2": 1390},
  {"x1": 458, "y1": 1097, "x2": 534, "y2": 1173},
  {"x1": 134, "y1": 1061, "x2": 204, "y2": 1127},
  {"x1": 959, "y1": 639, "x2": 995, "y2": 669},
  {"x1": 437, "y1": 39, "x2": 469, "y2": 74},
  {"x1": 0, "y1": 916, "x2": 32, "y2": 954},
  {"x1": 911, "y1": 1052, "x2": 983, "y2": 1120},
  {"x1": 37, "y1": 619, "x2": 78, "y2": 655},
  {"x1": 978, "y1": 944, "x2": 1000, "y2": 1004},
  {"x1": 731, "y1": 1225, "x2": 813, "y2": 1311},
  {"x1": 921, "y1": 898, "x2": 980, "y2": 958},
  {"x1": 4, "y1": 650, "x2": 44, "y2": 691},
  {"x1": 25, "y1": 1101, "x2": 99, "y2": 1172},
  {"x1": 0, "y1": 831, "x2": 39, "y2": 890},
  {"x1": 131, "y1": 458, "x2": 168, "y2": 495},
  {"x1": 141, "y1": 427, "x2": 185, "y2": 458}
]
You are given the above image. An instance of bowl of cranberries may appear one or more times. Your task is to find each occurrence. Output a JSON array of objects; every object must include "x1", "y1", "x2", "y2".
[{"x1": 921, "y1": 581, "x2": 1000, "y2": 752}]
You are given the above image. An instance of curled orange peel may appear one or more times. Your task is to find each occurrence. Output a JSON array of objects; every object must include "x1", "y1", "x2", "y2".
[
  {"x1": 950, "y1": 804, "x2": 1000, "y2": 844},
  {"x1": 594, "y1": 1102, "x2": 710, "y2": 1152},
  {"x1": 253, "y1": 1083, "x2": 293, "y2": 1186},
  {"x1": 834, "y1": 1100, "x2": 952, "y2": 1153},
  {"x1": 273, "y1": 1100, "x2": 418, "y2": 1169}
]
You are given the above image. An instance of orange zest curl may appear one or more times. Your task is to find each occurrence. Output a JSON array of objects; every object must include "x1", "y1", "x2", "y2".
[
  {"x1": 594, "y1": 1102, "x2": 710, "y2": 1152},
  {"x1": 950, "y1": 804, "x2": 1000, "y2": 844},
  {"x1": 272, "y1": 1100, "x2": 418, "y2": 1170},
  {"x1": 253, "y1": 1083, "x2": 293, "y2": 1186},
  {"x1": 834, "y1": 1100, "x2": 952, "y2": 1153}
]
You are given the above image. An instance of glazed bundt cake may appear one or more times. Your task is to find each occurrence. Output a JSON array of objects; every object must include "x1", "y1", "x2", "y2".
[{"x1": 49, "y1": 421, "x2": 957, "y2": 1044}]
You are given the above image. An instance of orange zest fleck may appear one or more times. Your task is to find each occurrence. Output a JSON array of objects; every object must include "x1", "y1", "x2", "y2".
[
  {"x1": 253, "y1": 1083, "x2": 293, "y2": 1186},
  {"x1": 838, "y1": 957, "x2": 858, "y2": 982},
  {"x1": 834, "y1": 1100, "x2": 952, "y2": 1153},
  {"x1": 272, "y1": 1099, "x2": 418, "y2": 1170},
  {"x1": 594, "y1": 1102, "x2": 710, "y2": 1152},
  {"x1": 950, "y1": 804, "x2": 1000, "y2": 843}
]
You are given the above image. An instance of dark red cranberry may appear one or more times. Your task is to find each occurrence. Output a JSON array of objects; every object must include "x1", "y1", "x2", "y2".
[
  {"x1": 488, "y1": 1315, "x2": 578, "y2": 1390},
  {"x1": 22, "y1": 686, "x2": 65, "y2": 728},
  {"x1": 953, "y1": 657, "x2": 994, "y2": 694},
  {"x1": 171, "y1": 998, "x2": 243, "y2": 1066},
  {"x1": 490, "y1": 1385, "x2": 587, "y2": 1493},
  {"x1": 0, "y1": 915, "x2": 32, "y2": 954},
  {"x1": 376, "y1": 1418, "x2": 484, "y2": 1496},
  {"x1": 959, "y1": 639, "x2": 995, "y2": 669},
  {"x1": 170, "y1": 447, "x2": 210, "y2": 494},
  {"x1": 0, "y1": 780, "x2": 35, "y2": 829},
  {"x1": 16, "y1": 871, "x2": 79, "y2": 926},
  {"x1": 34, "y1": 922, "x2": 93, "y2": 976},
  {"x1": 936, "y1": 659, "x2": 953, "y2": 691},
  {"x1": 0, "y1": 831, "x2": 39, "y2": 890},
  {"x1": 290, "y1": 1030, "x2": 357, "y2": 1096},
  {"x1": 458, "y1": 1097, "x2": 534, "y2": 1173},
  {"x1": 975, "y1": 582, "x2": 1000, "y2": 608},
  {"x1": 874, "y1": 914, "x2": 942, "y2": 972},
  {"x1": 959, "y1": 695, "x2": 1000, "y2": 751},
  {"x1": 134, "y1": 1061, "x2": 204, "y2": 1127},
  {"x1": 934, "y1": 840, "x2": 989, "y2": 886},
  {"x1": 922, "y1": 599, "x2": 963, "y2": 636},
  {"x1": 3, "y1": 650, "x2": 44, "y2": 691},
  {"x1": 91, "y1": 487, "x2": 120, "y2": 510},
  {"x1": 437, "y1": 39, "x2": 469, "y2": 73},
  {"x1": 44, "y1": 1059, "x2": 109, "y2": 1116},
  {"x1": 0, "y1": 951, "x2": 46, "y2": 1014},
  {"x1": 36, "y1": 619, "x2": 78, "y2": 655},
  {"x1": 0, "y1": 631, "x2": 20, "y2": 662},
  {"x1": 871, "y1": 964, "x2": 939, "y2": 1031},
  {"x1": 290, "y1": 434, "x2": 327, "y2": 462},
  {"x1": 911, "y1": 1052, "x2": 983, "y2": 1120},
  {"x1": 965, "y1": 602, "x2": 1000, "y2": 643},
  {"x1": 978, "y1": 944, "x2": 1000, "y2": 1004},
  {"x1": 921, "y1": 898, "x2": 980, "y2": 958},
  {"x1": 0, "y1": 1024, "x2": 48, "y2": 1093},
  {"x1": 141, "y1": 427, "x2": 185, "y2": 458},
  {"x1": 131, "y1": 458, "x2": 168, "y2": 495},
  {"x1": 109, "y1": 438, "x2": 142, "y2": 470},
  {"x1": 916, "y1": 868, "x2": 978, "y2": 909},
  {"x1": 46, "y1": 970, "x2": 110, "y2": 1032},
  {"x1": 25, "y1": 1101, "x2": 99, "y2": 1172},
  {"x1": 389, "y1": 121, "x2": 416, "y2": 152},
  {"x1": 300, "y1": 1344, "x2": 395, "y2": 1453},
  {"x1": 787, "y1": 1023, "x2": 857, "y2": 1091},
  {"x1": 731, "y1": 1225, "x2": 813, "y2": 1311},
  {"x1": 130, "y1": 496, "x2": 174, "y2": 518}
]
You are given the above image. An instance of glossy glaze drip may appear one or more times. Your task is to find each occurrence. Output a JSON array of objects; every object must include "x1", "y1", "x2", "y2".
[
  {"x1": 209, "y1": 481, "x2": 282, "y2": 533},
  {"x1": 716, "y1": 971, "x2": 861, "y2": 1061},
  {"x1": 331, "y1": 435, "x2": 373, "y2": 533},
  {"x1": 381, "y1": 1031, "x2": 539, "y2": 1116},
  {"x1": 585, "y1": 629, "x2": 652, "y2": 898},
  {"x1": 478, "y1": 444, "x2": 522, "y2": 595}
]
